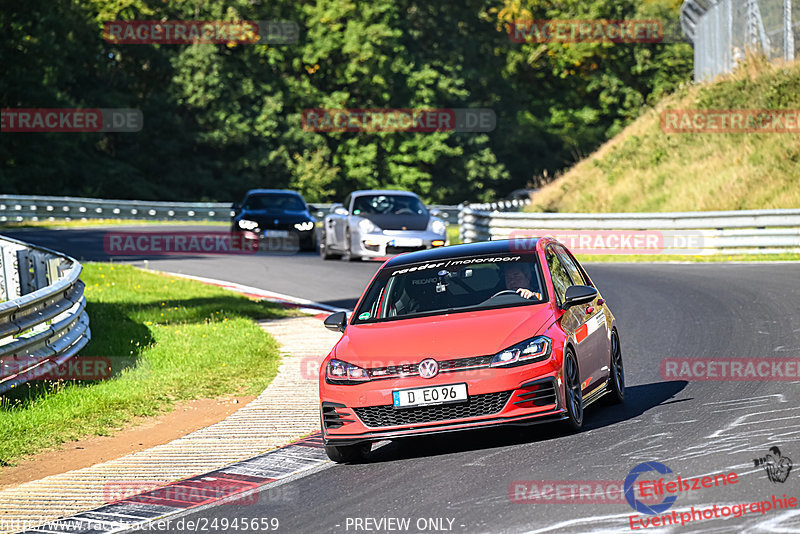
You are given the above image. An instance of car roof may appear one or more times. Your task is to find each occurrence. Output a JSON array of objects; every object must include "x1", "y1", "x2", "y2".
[
  {"x1": 350, "y1": 190, "x2": 419, "y2": 198},
  {"x1": 245, "y1": 189, "x2": 304, "y2": 197},
  {"x1": 384, "y1": 239, "x2": 543, "y2": 269}
]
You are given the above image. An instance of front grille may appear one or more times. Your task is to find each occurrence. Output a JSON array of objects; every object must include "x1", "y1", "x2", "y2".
[
  {"x1": 353, "y1": 390, "x2": 512, "y2": 428},
  {"x1": 370, "y1": 355, "x2": 493, "y2": 379}
]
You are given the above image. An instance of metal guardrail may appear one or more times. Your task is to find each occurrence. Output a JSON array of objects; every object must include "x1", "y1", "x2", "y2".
[
  {"x1": 0, "y1": 195, "x2": 462, "y2": 224},
  {"x1": 459, "y1": 206, "x2": 800, "y2": 254},
  {"x1": 0, "y1": 235, "x2": 91, "y2": 394}
]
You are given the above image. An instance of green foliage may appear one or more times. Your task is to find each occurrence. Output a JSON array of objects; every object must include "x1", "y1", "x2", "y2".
[{"x1": 0, "y1": 0, "x2": 691, "y2": 203}]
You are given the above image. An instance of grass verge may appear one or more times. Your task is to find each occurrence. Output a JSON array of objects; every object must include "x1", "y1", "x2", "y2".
[
  {"x1": 0, "y1": 263, "x2": 289, "y2": 467},
  {"x1": 0, "y1": 219, "x2": 228, "y2": 230}
]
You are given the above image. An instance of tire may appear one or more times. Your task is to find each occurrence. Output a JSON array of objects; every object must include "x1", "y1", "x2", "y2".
[
  {"x1": 562, "y1": 349, "x2": 584, "y2": 431},
  {"x1": 607, "y1": 329, "x2": 625, "y2": 404},
  {"x1": 325, "y1": 443, "x2": 370, "y2": 463},
  {"x1": 319, "y1": 230, "x2": 340, "y2": 260},
  {"x1": 342, "y1": 229, "x2": 360, "y2": 262}
]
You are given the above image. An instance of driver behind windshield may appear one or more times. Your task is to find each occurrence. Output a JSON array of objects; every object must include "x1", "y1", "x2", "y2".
[{"x1": 502, "y1": 263, "x2": 542, "y2": 300}]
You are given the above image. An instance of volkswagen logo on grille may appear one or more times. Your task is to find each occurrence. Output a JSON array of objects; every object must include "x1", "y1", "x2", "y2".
[{"x1": 418, "y1": 358, "x2": 439, "y2": 379}]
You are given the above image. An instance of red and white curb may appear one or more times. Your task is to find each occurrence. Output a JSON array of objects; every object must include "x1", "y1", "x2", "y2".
[{"x1": 19, "y1": 435, "x2": 328, "y2": 534}]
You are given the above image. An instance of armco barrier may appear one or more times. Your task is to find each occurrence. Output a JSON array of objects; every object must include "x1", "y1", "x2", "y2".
[
  {"x1": 459, "y1": 206, "x2": 800, "y2": 255},
  {"x1": 0, "y1": 235, "x2": 91, "y2": 394},
  {"x1": 0, "y1": 195, "x2": 461, "y2": 224}
]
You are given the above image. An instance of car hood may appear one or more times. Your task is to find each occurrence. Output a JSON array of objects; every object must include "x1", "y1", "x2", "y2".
[
  {"x1": 334, "y1": 305, "x2": 554, "y2": 366},
  {"x1": 359, "y1": 213, "x2": 429, "y2": 231}
]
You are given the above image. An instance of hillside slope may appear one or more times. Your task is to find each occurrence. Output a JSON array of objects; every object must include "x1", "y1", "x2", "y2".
[{"x1": 527, "y1": 58, "x2": 800, "y2": 213}]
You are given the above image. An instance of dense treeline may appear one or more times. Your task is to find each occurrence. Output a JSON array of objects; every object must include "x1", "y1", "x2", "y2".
[{"x1": 0, "y1": 0, "x2": 692, "y2": 203}]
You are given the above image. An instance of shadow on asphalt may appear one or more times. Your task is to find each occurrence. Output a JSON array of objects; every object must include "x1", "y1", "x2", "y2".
[{"x1": 363, "y1": 380, "x2": 689, "y2": 464}]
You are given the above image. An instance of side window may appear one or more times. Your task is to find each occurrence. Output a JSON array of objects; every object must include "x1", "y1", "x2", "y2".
[
  {"x1": 545, "y1": 247, "x2": 572, "y2": 306},
  {"x1": 555, "y1": 246, "x2": 587, "y2": 286}
]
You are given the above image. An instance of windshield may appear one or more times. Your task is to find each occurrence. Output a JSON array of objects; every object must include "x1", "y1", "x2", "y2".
[
  {"x1": 351, "y1": 194, "x2": 427, "y2": 216},
  {"x1": 353, "y1": 253, "x2": 546, "y2": 323},
  {"x1": 243, "y1": 194, "x2": 305, "y2": 212}
]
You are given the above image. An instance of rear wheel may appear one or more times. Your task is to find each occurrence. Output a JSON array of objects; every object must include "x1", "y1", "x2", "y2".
[
  {"x1": 562, "y1": 349, "x2": 583, "y2": 431},
  {"x1": 325, "y1": 443, "x2": 370, "y2": 463},
  {"x1": 607, "y1": 329, "x2": 625, "y2": 404},
  {"x1": 319, "y1": 230, "x2": 340, "y2": 260}
]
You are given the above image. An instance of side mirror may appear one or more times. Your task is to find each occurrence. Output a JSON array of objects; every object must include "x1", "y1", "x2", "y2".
[
  {"x1": 563, "y1": 285, "x2": 597, "y2": 309},
  {"x1": 332, "y1": 204, "x2": 348, "y2": 216},
  {"x1": 324, "y1": 311, "x2": 348, "y2": 333}
]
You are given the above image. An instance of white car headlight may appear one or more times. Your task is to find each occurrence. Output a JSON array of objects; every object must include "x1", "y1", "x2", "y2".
[
  {"x1": 429, "y1": 218, "x2": 446, "y2": 235},
  {"x1": 238, "y1": 219, "x2": 259, "y2": 231},
  {"x1": 490, "y1": 336, "x2": 552, "y2": 367},
  {"x1": 358, "y1": 218, "x2": 380, "y2": 234},
  {"x1": 294, "y1": 221, "x2": 314, "y2": 231}
]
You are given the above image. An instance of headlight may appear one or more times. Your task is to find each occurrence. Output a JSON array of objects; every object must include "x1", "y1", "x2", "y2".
[
  {"x1": 294, "y1": 221, "x2": 314, "y2": 231},
  {"x1": 490, "y1": 336, "x2": 552, "y2": 367},
  {"x1": 358, "y1": 219, "x2": 380, "y2": 234},
  {"x1": 238, "y1": 219, "x2": 259, "y2": 231},
  {"x1": 326, "y1": 359, "x2": 371, "y2": 384},
  {"x1": 429, "y1": 218, "x2": 446, "y2": 235}
]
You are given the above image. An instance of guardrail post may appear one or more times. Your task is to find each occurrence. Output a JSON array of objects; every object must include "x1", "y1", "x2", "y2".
[
  {"x1": 0, "y1": 245, "x2": 20, "y2": 302},
  {"x1": 17, "y1": 250, "x2": 37, "y2": 295},
  {"x1": 46, "y1": 258, "x2": 61, "y2": 285}
]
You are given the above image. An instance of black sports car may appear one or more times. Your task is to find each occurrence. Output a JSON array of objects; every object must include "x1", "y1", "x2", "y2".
[{"x1": 231, "y1": 189, "x2": 317, "y2": 252}]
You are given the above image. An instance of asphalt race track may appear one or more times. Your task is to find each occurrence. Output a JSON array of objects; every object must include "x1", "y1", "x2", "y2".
[{"x1": 7, "y1": 227, "x2": 800, "y2": 533}]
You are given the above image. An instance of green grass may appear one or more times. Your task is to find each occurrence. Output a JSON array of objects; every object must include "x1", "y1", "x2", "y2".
[
  {"x1": 527, "y1": 57, "x2": 800, "y2": 213},
  {"x1": 0, "y1": 263, "x2": 288, "y2": 466},
  {"x1": 0, "y1": 219, "x2": 228, "y2": 230}
]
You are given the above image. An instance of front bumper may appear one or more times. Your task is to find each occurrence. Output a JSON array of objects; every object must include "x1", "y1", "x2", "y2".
[
  {"x1": 321, "y1": 363, "x2": 565, "y2": 445},
  {"x1": 233, "y1": 228, "x2": 316, "y2": 252},
  {"x1": 353, "y1": 229, "x2": 446, "y2": 258}
]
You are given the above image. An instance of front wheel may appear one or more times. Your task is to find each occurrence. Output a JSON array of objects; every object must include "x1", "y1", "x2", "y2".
[
  {"x1": 342, "y1": 229, "x2": 360, "y2": 262},
  {"x1": 325, "y1": 443, "x2": 370, "y2": 463},
  {"x1": 562, "y1": 349, "x2": 584, "y2": 431},
  {"x1": 319, "y1": 231, "x2": 340, "y2": 260},
  {"x1": 607, "y1": 329, "x2": 625, "y2": 404}
]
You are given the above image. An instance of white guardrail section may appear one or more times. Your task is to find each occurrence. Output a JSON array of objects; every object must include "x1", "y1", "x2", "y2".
[
  {"x1": 0, "y1": 235, "x2": 90, "y2": 394},
  {"x1": 0, "y1": 195, "x2": 462, "y2": 224},
  {"x1": 459, "y1": 206, "x2": 800, "y2": 255}
]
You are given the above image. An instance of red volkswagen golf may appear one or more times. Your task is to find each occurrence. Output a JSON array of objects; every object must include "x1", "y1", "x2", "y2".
[{"x1": 319, "y1": 238, "x2": 625, "y2": 462}]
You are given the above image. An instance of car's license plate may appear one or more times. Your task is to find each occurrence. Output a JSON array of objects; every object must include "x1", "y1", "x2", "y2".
[
  {"x1": 392, "y1": 383, "x2": 468, "y2": 409},
  {"x1": 264, "y1": 230, "x2": 290, "y2": 238},
  {"x1": 391, "y1": 237, "x2": 423, "y2": 247}
]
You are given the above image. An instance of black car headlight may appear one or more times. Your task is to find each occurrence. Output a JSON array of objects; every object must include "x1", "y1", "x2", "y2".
[
  {"x1": 325, "y1": 359, "x2": 371, "y2": 384},
  {"x1": 490, "y1": 336, "x2": 552, "y2": 367}
]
